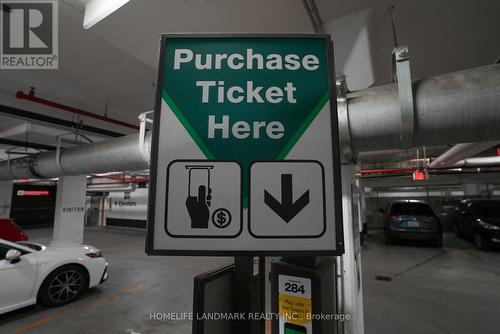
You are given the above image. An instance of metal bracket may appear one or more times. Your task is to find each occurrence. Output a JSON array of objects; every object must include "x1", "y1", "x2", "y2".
[
  {"x1": 392, "y1": 46, "x2": 415, "y2": 148},
  {"x1": 336, "y1": 75, "x2": 355, "y2": 163},
  {"x1": 138, "y1": 111, "x2": 153, "y2": 165},
  {"x1": 6, "y1": 147, "x2": 40, "y2": 179},
  {"x1": 55, "y1": 132, "x2": 94, "y2": 174}
]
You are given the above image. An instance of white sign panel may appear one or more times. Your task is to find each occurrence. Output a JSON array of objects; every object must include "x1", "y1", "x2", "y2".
[{"x1": 146, "y1": 34, "x2": 343, "y2": 256}]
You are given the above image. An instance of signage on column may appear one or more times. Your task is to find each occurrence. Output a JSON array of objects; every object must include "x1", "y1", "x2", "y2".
[
  {"x1": 146, "y1": 34, "x2": 343, "y2": 256},
  {"x1": 278, "y1": 275, "x2": 313, "y2": 334}
]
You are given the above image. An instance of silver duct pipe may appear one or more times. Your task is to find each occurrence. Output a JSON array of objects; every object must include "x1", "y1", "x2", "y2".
[
  {"x1": 0, "y1": 64, "x2": 500, "y2": 181},
  {"x1": 346, "y1": 63, "x2": 500, "y2": 153},
  {"x1": 87, "y1": 186, "x2": 135, "y2": 193},
  {"x1": 453, "y1": 156, "x2": 500, "y2": 168},
  {"x1": 0, "y1": 133, "x2": 151, "y2": 180},
  {"x1": 428, "y1": 141, "x2": 499, "y2": 168}
]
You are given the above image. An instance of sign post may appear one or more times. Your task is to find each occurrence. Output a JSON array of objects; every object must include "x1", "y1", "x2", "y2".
[{"x1": 146, "y1": 34, "x2": 343, "y2": 256}]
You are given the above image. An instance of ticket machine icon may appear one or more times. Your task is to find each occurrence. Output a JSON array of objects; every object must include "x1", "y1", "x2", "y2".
[{"x1": 185, "y1": 165, "x2": 213, "y2": 228}]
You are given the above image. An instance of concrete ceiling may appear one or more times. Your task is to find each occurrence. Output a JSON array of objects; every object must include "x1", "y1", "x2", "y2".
[{"x1": 0, "y1": 0, "x2": 499, "y2": 166}]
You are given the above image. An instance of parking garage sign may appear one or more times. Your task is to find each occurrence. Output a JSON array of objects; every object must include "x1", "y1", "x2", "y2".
[{"x1": 146, "y1": 34, "x2": 343, "y2": 256}]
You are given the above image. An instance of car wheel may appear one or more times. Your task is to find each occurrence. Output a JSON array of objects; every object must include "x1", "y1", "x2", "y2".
[
  {"x1": 473, "y1": 233, "x2": 487, "y2": 250},
  {"x1": 38, "y1": 265, "x2": 89, "y2": 307}
]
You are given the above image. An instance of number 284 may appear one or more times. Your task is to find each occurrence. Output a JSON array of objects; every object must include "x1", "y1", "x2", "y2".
[{"x1": 284, "y1": 283, "x2": 305, "y2": 294}]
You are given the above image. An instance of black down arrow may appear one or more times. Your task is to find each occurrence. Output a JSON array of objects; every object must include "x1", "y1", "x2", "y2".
[{"x1": 264, "y1": 174, "x2": 310, "y2": 223}]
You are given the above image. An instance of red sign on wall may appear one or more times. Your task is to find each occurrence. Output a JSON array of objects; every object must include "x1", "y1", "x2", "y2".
[{"x1": 17, "y1": 190, "x2": 50, "y2": 197}]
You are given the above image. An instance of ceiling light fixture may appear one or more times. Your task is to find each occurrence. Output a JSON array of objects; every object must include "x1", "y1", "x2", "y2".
[{"x1": 83, "y1": 0, "x2": 130, "y2": 30}]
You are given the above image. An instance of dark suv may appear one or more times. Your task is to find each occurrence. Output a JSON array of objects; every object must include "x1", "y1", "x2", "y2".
[
  {"x1": 384, "y1": 200, "x2": 442, "y2": 247},
  {"x1": 453, "y1": 199, "x2": 500, "y2": 250}
]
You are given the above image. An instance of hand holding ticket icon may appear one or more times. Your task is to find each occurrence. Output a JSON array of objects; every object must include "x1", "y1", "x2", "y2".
[{"x1": 186, "y1": 185, "x2": 211, "y2": 228}]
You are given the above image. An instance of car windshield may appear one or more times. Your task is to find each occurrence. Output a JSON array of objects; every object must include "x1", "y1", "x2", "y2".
[
  {"x1": 391, "y1": 203, "x2": 433, "y2": 215},
  {"x1": 471, "y1": 202, "x2": 500, "y2": 218}
]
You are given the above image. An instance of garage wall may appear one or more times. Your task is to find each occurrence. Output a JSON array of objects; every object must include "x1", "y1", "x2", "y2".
[
  {"x1": 106, "y1": 187, "x2": 148, "y2": 229},
  {"x1": 10, "y1": 184, "x2": 57, "y2": 228}
]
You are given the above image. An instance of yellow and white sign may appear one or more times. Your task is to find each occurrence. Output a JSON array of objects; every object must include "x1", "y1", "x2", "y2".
[{"x1": 278, "y1": 274, "x2": 312, "y2": 334}]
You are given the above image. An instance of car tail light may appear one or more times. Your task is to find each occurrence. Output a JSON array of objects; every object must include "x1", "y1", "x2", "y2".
[{"x1": 388, "y1": 213, "x2": 398, "y2": 220}]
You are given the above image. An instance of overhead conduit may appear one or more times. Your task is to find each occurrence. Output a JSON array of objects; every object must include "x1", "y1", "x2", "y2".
[
  {"x1": 345, "y1": 63, "x2": 500, "y2": 153},
  {"x1": 428, "y1": 141, "x2": 500, "y2": 168},
  {"x1": 0, "y1": 63, "x2": 500, "y2": 180},
  {"x1": 0, "y1": 133, "x2": 151, "y2": 180}
]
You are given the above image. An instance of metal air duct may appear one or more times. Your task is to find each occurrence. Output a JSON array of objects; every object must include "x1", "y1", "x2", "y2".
[{"x1": 0, "y1": 64, "x2": 500, "y2": 180}]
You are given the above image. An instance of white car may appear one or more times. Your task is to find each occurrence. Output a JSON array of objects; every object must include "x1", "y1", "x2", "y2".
[{"x1": 0, "y1": 238, "x2": 108, "y2": 314}]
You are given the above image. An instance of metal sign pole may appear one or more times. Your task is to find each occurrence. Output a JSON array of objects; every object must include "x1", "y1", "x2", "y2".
[{"x1": 232, "y1": 256, "x2": 266, "y2": 334}]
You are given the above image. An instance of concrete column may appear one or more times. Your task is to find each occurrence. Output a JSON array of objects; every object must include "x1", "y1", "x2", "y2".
[
  {"x1": 52, "y1": 175, "x2": 87, "y2": 245},
  {"x1": 356, "y1": 177, "x2": 367, "y2": 235},
  {"x1": 0, "y1": 181, "x2": 13, "y2": 219},
  {"x1": 338, "y1": 164, "x2": 364, "y2": 334}
]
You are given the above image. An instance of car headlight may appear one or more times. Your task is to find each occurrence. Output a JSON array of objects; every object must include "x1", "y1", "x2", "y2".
[
  {"x1": 86, "y1": 250, "x2": 103, "y2": 258},
  {"x1": 477, "y1": 220, "x2": 500, "y2": 230}
]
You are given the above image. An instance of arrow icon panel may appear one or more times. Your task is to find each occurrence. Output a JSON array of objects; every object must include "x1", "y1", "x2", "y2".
[
  {"x1": 264, "y1": 174, "x2": 310, "y2": 223},
  {"x1": 249, "y1": 161, "x2": 326, "y2": 238}
]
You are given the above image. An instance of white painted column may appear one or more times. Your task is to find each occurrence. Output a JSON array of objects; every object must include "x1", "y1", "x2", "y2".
[
  {"x1": 356, "y1": 177, "x2": 367, "y2": 235},
  {"x1": 337, "y1": 164, "x2": 364, "y2": 334},
  {"x1": 52, "y1": 175, "x2": 87, "y2": 245},
  {"x1": 0, "y1": 181, "x2": 13, "y2": 219}
]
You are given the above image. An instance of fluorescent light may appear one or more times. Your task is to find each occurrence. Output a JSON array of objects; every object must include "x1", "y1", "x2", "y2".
[{"x1": 83, "y1": 0, "x2": 130, "y2": 29}]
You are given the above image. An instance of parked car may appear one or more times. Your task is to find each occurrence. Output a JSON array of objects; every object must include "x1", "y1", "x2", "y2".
[
  {"x1": 0, "y1": 238, "x2": 108, "y2": 314},
  {"x1": 0, "y1": 218, "x2": 28, "y2": 242},
  {"x1": 453, "y1": 199, "x2": 500, "y2": 250},
  {"x1": 383, "y1": 200, "x2": 443, "y2": 247}
]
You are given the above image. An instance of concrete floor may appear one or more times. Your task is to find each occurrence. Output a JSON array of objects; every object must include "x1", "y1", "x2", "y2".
[
  {"x1": 0, "y1": 227, "x2": 233, "y2": 334},
  {"x1": 363, "y1": 230, "x2": 500, "y2": 334},
  {"x1": 1, "y1": 226, "x2": 499, "y2": 334}
]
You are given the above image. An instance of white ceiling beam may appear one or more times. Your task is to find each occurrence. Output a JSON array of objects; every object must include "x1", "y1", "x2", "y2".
[{"x1": 0, "y1": 124, "x2": 29, "y2": 139}]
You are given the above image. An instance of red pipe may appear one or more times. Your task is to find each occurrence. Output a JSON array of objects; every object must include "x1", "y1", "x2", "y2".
[
  {"x1": 359, "y1": 164, "x2": 500, "y2": 176},
  {"x1": 16, "y1": 89, "x2": 140, "y2": 130},
  {"x1": 358, "y1": 168, "x2": 417, "y2": 175}
]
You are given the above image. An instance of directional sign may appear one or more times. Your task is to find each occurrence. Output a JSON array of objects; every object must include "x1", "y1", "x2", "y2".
[
  {"x1": 249, "y1": 161, "x2": 325, "y2": 238},
  {"x1": 265, "y1": 174, "x2": 310, "y2": 224},
  {"x1": 146, "y1": 34, "x2": 343, "y2": 256}
]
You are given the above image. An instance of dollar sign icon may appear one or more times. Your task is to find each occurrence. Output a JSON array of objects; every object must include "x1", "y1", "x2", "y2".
[
  {"x1": 212, "y1": 208, "x2": 231, "y2": 228},
  {"x1": 217, "y1": 211, "x2": 226, "y2": 224}
]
